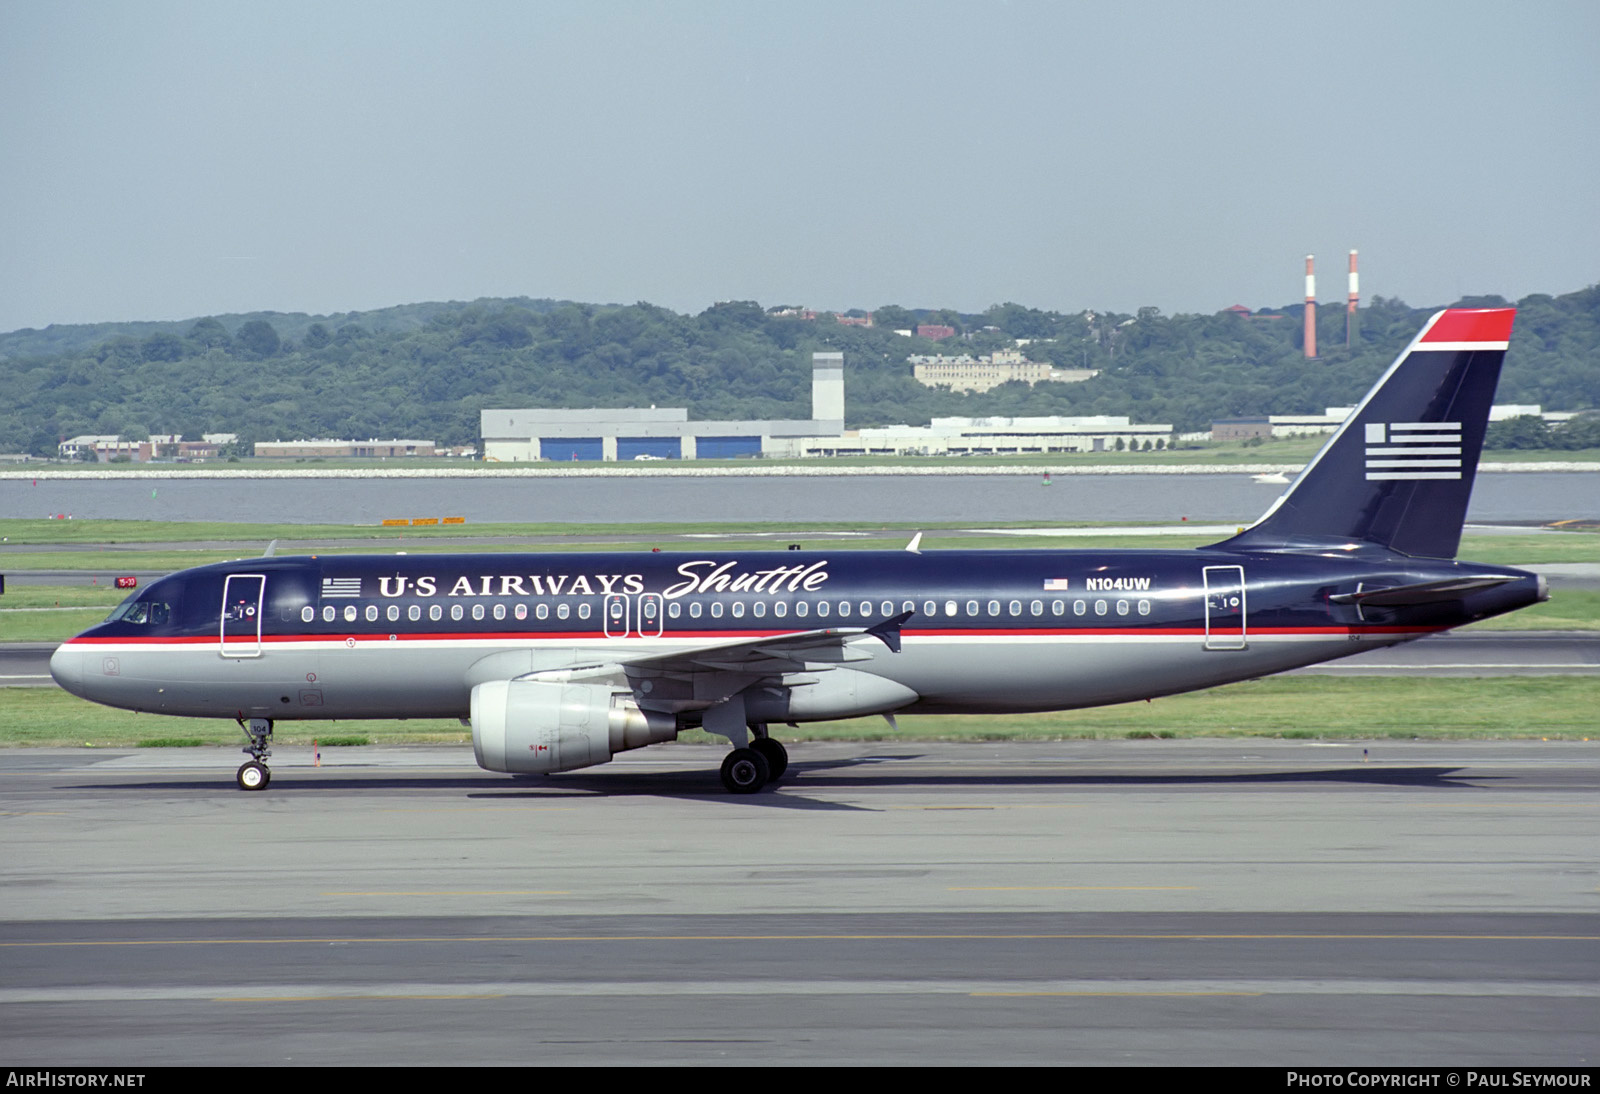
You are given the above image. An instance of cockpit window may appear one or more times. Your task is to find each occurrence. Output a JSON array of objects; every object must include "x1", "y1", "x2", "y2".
[{"x1": 104, "y1": 591, "x2": 172, "y2": 626}]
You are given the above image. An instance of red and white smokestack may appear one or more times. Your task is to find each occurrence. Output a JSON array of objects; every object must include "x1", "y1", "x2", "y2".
[
  {"x1": 1346, "y1": 250, "x2": 1360, "y2": 347},
  {"x1": 1304, "y1": 255, "x2": 1317, "y2": 359}
]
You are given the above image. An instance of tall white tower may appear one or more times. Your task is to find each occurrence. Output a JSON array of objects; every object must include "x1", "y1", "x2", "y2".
[{"x1": 812, "y1": 352, "x2": 844, "y2": 423}]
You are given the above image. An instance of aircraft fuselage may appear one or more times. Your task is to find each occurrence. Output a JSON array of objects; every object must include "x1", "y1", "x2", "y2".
[{"x1": 50, "y1": 546, "x2": 1543, "y2": 723}]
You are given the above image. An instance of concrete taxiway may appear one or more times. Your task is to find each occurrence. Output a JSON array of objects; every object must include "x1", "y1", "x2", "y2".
[{"x1": 1, "y1": 741, "x2": 1595, "y2": 1065}]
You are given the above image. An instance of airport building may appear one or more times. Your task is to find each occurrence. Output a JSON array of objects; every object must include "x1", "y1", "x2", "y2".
[
  {"x1": 481, "y1": 354, "x2": 847, "y2": 461},
  {"x1": 909, "y1": 350, "x2": 1097, "y2": 393},
  {"x1": 59, "y1": 434, "x2": 236, "y2": 462},
  {"x1": 1205, "y1": 405, "x2": 1572, "y2": 443},
  {"x1": 253, "y1": 439, "x2": 439, "y2": 458},
  {"x1": 481, "y1": 352, "x2": 1172, "y2": 461},
  {"x1": 765, "y1": 416, "x2": 1173, "y2": 457}
]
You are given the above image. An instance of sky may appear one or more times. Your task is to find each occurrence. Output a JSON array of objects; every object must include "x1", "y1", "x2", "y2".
[{"x1": 2, "y1": 0, "x2": 1597, "y2": 332}]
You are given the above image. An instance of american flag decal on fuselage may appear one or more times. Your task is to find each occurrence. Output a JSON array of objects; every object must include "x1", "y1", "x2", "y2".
[
  {"x1": 321, "y1": 577, "x2": 362, "y2": 598},
  {"x1": 1363, "y1": 421, "x2": 1462, "y2": 480}
]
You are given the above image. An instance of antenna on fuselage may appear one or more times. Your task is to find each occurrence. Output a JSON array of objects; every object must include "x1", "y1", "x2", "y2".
[
  {"x1": 262, "y1": 539, "x2": 279, "y2": 558},
  {"x1": 905, "y1": 532, "x2": 923, "y2": 554}
]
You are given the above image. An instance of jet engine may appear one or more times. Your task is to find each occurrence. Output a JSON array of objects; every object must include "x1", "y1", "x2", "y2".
[{"x1": 471, "y1": 679, "x2": 676, "y2": 774}]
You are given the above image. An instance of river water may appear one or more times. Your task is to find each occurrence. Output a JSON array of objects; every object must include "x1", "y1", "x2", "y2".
[{"x1": 4, "y1": 472, "x2": 1595, "y2": 526}]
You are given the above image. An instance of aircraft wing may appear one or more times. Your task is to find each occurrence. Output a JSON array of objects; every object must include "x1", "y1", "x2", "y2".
[{"x1": 619, "y1": 611, "x2": 912, "y2": 674}]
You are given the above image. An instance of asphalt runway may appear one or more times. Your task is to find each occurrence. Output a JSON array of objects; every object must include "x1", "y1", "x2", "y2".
[{"x1": 1, "y1": 741, "x2": 1596, "y2": 1066}]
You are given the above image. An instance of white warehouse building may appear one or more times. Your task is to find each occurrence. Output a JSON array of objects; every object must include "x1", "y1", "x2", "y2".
[{"x1": 482, "y1": 352, "x2": 1172, "y2": 461}]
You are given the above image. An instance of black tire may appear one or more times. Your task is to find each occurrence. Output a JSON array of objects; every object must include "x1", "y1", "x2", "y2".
[
  {"x1": 750, "y1": 737, "x2": 788, "y2": 781},
  {"x1": 720, "y1": 748, "x2": 770, "y2": 794},
  {"x1": 237, "y1": 761, "x2": 269, "y2": 792}
]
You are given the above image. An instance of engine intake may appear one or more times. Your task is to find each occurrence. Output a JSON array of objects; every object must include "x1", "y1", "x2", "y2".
[{"x1": 471, "y1": 680, "x2": 676, "y2": 774}]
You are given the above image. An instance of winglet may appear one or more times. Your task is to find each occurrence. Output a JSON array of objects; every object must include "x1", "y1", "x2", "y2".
[
  {"x1": 865, "y1": 610, "x2": 914, "y2": 653},
  {"x1": 905, "y1": 532, "x2": 923, "y2": 554}
]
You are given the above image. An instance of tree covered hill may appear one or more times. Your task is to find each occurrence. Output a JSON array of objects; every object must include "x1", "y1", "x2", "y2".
[{"x1": 1, "y1": 286, "x2": 1595, "y2": 457}]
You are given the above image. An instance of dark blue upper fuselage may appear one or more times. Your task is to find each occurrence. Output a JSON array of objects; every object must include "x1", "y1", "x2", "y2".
[{"x1": 80, "y1": 546, "x2": 1543, "y2": 644}]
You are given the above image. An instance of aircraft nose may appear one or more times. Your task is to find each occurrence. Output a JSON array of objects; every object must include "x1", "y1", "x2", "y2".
[{"x1": 49, "y1": 644, "x2": 86, "y2": 696}]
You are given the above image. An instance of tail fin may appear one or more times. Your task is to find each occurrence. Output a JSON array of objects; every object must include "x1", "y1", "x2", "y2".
[{"x1": 1212, "y1": 308, "x2": 1515, "y2": 559}]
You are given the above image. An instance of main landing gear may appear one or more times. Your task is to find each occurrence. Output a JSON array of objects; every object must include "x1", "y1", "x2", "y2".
[
  {"x1": 236, "y1": 716, "x2": 273, "y2": 791},
  {"x1": 719, "y1": 724, "x2": 789, "y2": 794}
]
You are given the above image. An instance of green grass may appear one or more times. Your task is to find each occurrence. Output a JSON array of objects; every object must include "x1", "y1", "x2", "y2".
[
  {"x1": 1463, "y1": 589, "x2": 1600, "y2": 631},
  {"x1": 0, "y1": 585, "x2": 130, "y2": 609},
  {"x1": 0, "y1": 609, "x2": 115, "y2": 642},
  {"x1": 0, "y1": 516, "x2": 1031, "y2": 545},
  {"x1": 3, "y1": 676, "x2": 1594, "y2": 748}
]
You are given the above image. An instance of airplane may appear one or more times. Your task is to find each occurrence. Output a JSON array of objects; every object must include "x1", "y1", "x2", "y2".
[{"x1": 50, "y1": 307, "x2": 1545, "y2": 793}]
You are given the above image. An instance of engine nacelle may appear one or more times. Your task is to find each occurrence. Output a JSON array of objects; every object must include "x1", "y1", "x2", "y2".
[{"x1": 471, "y1": 680, "x2": 676, "y2": 774}]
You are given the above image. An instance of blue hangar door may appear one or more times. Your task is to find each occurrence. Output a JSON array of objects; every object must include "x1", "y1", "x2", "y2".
[
  {"x1": 541, "y1": 437, "x2": 603, "y2": 462},
  {"x1": 616, "y1": 437, "x2": 681, "y2": 460},
  {"x1": 696, "y1": 435, "x2": 762, "y2": 459}
]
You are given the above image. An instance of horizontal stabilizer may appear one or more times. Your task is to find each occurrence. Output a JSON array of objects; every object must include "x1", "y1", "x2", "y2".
[{"x1": 1328, "y1": 575, "x2": 1513, "y2": 607}]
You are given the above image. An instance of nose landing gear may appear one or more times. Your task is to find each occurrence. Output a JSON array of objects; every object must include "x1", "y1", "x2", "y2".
[{"x1": 235, "y1": 716, "x2": 273, "y2": 791}]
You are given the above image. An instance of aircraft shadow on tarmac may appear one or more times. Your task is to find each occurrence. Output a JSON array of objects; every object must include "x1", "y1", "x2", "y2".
[{"x1": 63, "y1": 753, "x2": 1499, "y2": 810}]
